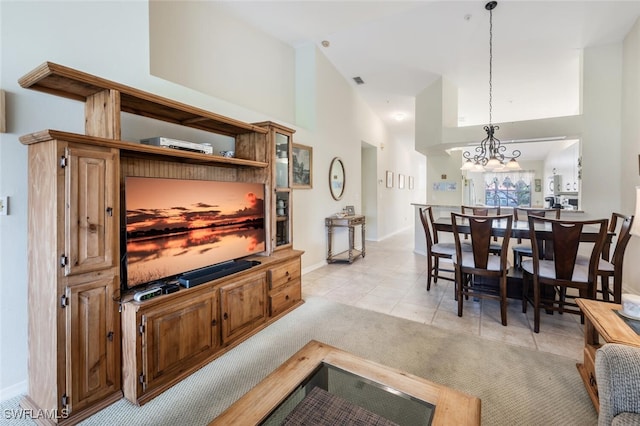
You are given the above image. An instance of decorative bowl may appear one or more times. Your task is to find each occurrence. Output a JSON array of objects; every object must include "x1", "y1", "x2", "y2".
[{"x1": 621, "y1": 293, "x2": 640, "y2": 320}]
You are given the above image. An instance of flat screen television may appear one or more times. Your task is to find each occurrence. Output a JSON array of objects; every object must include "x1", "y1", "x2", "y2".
[{"x1": 121, "y1": 176, "x2": 266, "y2": 290}]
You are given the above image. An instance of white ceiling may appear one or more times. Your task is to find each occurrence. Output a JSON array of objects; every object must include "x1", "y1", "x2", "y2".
[{"x1": 216, "y1": 1, "x2": 640, "y2": 157}]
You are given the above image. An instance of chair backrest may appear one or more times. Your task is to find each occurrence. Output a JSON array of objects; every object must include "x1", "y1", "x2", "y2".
[
  {"x1": 513, "y1": 208, "x2": 560, "y2": 221},
  {"x1": 461, "y1": 205, "x2": 501, "y2": 216},
  {"x1": 419, "y1": 207, "x2": 435, "y2": 252},
  {"x1": 527, "y1": 216, "x2": 608, "y2": 284},
  {"x1": 451, "y1": 212, "x2": 512, "y2": 270},
  {"x1": 608, "y1": 212, "x2": 634, "y2": 268}
]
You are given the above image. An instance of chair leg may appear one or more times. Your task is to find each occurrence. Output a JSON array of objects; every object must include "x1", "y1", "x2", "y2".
[
  {"x1": 500, "y1": 275, "x2": 507, "y2": 326},
  {"x1": 426, "y1": 255, "x2": 433, "y2": 291},
  {"x1": 533, "y1": 279, "x2": 541, "y2": 333},
  {"x1": 433, "y1": 257, "x2": 440, "y2": 284},
  {"x1": 558, "y1": 287, "x2": 566, "y2": 315},
  {"x1": 601, "y1": 275, "x2": 610, "y2": 302},
  {"x1": 457, "y1": 269, "x2": 464, "y2": 317},
  {"x1": 522, "y1": 273, "x2": 529, "y2": 313},
  {"x1": 465, "y1": 274, "x2": 471, "y2": 300},
  {"x1": 613, "y1": 274, "x2": 622, "y2": 304}
]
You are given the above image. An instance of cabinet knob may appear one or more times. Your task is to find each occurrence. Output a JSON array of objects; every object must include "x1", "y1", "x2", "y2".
[
  {"x1": 223, "y1": 313, "x2": 228, "y2": 320},
  {"x1": 107, "y1": 331, "x2": 114, "y2": 341},
  {"x1": 106, "y1": 207, "x2": 113, "y2": 216}
]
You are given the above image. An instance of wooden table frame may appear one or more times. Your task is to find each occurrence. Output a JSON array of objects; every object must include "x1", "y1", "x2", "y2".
[
  {"x1": 325, "y1": 214, "x2": 366, "y2": 263},
  {"x1": 211, "y1": 340, "x2": 480, "y2": 425},
  {"x1": 576, "y1": 298, "x2": 640, "y2": 411}
]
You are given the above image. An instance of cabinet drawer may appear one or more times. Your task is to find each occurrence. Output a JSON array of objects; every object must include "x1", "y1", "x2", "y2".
[
  {"x1": 270, "y1": 281, "x2": 301, "y2": 317},
  {"x1": 583, "y1": 346, "x2": 599, "y2": 397},
  {"x1": 268, "y1": 259, "x2": 301, "y2": 290}
]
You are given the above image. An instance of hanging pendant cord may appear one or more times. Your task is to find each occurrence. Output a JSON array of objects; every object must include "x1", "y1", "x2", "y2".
[{"x1": 488, "y1": 5, "x2": 493, "y2": 127}]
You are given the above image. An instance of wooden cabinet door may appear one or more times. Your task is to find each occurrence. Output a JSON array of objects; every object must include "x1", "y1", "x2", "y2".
[
  {"x1": 220, "y1": 275, "x2": 267, "y2": 344},
  {"x1": 66, "y1": 275, "x2": 120, "y2": 414},
  {"x1": 140, "y1": 289, "x2": 219, "y2": 394},
  {"x1": 64, "y1": 145, "x2": 117, "y2": 276}
]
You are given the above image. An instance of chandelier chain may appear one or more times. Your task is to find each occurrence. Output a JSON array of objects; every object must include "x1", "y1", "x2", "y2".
[
  {"x1": 460, "y1": 1, "x2": 521, "y2": 173},
  {"x1": 488, "y1": 5, "x2": 493, "y2": 126}
]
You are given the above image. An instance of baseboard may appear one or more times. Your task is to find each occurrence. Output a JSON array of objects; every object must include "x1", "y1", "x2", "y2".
[
  {"x1": 0, "y1": 380, "x2": 27, "y2": 402},
  {"x1": 302, "y1": 260, "x2": 327, "y2": 276},
  {"x1": 377, "y1": 225, "x2": 412, "y2": 242}
]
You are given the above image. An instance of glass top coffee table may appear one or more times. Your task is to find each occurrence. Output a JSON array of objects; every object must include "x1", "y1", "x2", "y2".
[{"x1": 211, "y1": 340, "x2": 480, "y2": 425}]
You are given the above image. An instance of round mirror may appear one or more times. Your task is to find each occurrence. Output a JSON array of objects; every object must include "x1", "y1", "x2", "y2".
[{"x1": 329, "y1": 157, "x2": 345, "y2": 200}]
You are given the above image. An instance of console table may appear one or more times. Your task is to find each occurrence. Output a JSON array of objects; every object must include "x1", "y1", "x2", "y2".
[
  {"x1": 325, "y1": 215, "x2": 366, "y2": 264},
  {"x1": 576, "y1": 298, "x2": 640, "y2": 412}
]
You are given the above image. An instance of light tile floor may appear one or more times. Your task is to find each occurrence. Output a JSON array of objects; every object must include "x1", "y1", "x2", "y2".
[{"x1": 302, "y1": 228, "x2": 586, "y2": 361}]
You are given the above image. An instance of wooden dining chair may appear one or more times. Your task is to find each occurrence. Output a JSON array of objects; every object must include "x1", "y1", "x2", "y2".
[
  {"x1": 460, "y1": 205, "x2": 502, "y2": 254},
  {"x1": 521, "y1": 216, "x2": 608, "y2": 333},
  {"x1": 594, "y1": 212, "x2": 634, "y2": 303},
  {"x1": 461, "y1": 205, "x2": 501, "y2": 216},
  {"x1": 418, "y1": 206, "x2": 460, "y2": 290},
  {"x1": 512, "y1": 208, "x2": 560, "y2": 269},
  {"x1": 451, "y1": 212, "x2": 513, "y2": 326}
]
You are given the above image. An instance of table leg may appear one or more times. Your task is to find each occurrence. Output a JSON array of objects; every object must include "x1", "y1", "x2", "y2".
[
  {"x1": 327, "y1": 225, "x2": 333, "y2": 262},
  {"x1": 348, "y1": 225, "x2": 355, "y2": 263},
  {"x1": 361, "y1": 221, "x2": 366, "y2": 258}
]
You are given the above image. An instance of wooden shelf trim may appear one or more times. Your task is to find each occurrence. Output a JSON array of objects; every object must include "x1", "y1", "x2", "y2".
[
  {"x1": 19, "y1": 130, "x2": 268, "y2": 168},
  {"x1": 18, "y1": 62, "x2": 269, "y2": 137}
]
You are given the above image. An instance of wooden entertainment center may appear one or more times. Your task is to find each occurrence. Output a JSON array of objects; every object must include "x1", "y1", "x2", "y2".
[{"x1": 18, "y1": 62, "x2": 303, "y2": 424}]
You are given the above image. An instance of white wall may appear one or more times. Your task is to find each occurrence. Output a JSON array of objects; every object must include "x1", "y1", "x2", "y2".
[
  {"x1": 580, "y1": 44, "x2": 622, "y2": 220},
  {"x1": 0, "y1": 1, "x2": 422, "y2": 397},
  {"x1": 621, "y1": 17, "x2": 640, "y2": 296},
  {"x1": 149, "y1": 1, "x2": 295, "y2": 125}
]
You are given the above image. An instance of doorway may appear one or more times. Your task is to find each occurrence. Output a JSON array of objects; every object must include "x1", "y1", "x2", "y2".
[{"x1": 361, "y1": 141, "x2": 378, "y2": 240}]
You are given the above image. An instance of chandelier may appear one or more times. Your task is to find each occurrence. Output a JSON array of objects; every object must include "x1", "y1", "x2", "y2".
[{"x1": 461, "y1": 1, "x2": 521, "y2": 172}]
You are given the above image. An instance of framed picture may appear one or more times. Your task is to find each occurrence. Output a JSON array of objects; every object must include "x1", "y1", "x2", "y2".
[
  {"x1": 408, "y1": 176, "x2": 414, "y2": 190},
  {"x1": 292, "y1": 143, "x2": 313, "y2": 188},
  {"x1": 534, "y1": 178, "x2": 542, "y2": 192},
  {"x1": 386, "y1": 171, "x2": 394, "y2": 188},
  {"x1": 398, "y1": 174, "x2": 405, "y2": 189},
  {"x1": 345, "y1": 205, "x2": 355, "y2": 216}
]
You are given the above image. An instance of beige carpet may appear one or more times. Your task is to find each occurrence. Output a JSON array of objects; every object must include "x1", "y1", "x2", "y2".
[{"x1": 0, "y1": 297, "x2": 597, "y2": 425}]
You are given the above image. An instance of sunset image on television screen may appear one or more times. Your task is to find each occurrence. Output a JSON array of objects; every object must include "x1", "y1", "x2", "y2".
[{"x1": 125, "y1": 177, "x2": 265, "y2": 286}]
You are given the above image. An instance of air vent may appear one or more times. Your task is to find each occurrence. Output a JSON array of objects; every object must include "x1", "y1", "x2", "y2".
[{"x1": 353, "y1": 76, "x2": 365, "y2": 85}]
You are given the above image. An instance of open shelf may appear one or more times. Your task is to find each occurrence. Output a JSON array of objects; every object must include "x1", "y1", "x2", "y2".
[
  {"x1": 20, "y1": 129, "x2": 268, "y2": 168},
  {"x1": 19, "y1": 62, "x2": 269, "y2": 137}
]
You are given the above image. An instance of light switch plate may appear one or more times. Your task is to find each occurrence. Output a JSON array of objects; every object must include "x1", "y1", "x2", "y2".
[{"x1": 0, "y1": 196, "x2": 8, "y2": 215}]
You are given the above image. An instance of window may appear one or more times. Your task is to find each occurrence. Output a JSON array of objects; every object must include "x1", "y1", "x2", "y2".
[{"x1": 484, "y1": 171, "x2": 533, "y2": 207}]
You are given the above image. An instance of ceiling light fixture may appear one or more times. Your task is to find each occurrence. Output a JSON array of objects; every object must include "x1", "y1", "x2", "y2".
[
  {"x1": 461, "y1": 1, "x2": 521, "y2": 172},
  {"x1": 393, "y1": 112, "x2": 407, "y2": 121}
]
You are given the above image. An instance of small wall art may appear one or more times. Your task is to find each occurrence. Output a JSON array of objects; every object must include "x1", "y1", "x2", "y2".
[
  {"x1": 386, "y1": 171, "x2": 394, "y2": 188},
  {"x1": 292, "y1": 143, "x2": 313, "y2": 188},
  {"x1": 398, "y1": 174, "x2": 405, "y2": 189}
]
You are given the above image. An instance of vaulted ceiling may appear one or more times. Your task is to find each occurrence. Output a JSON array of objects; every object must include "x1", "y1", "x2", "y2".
[{"x1": 216, "y1": 1, "x2": 640, "y2": 157}]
